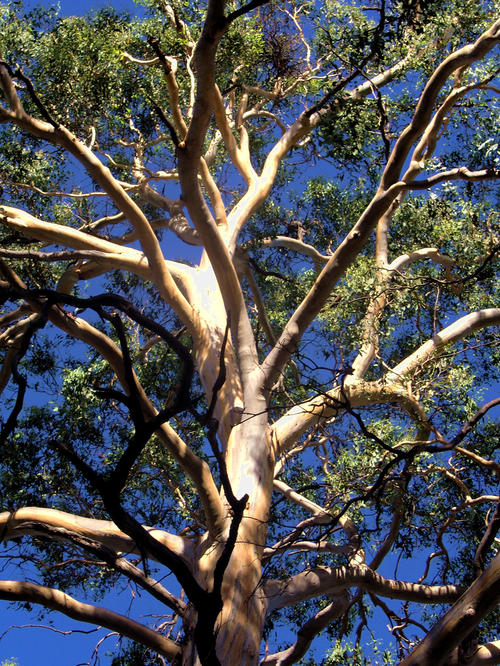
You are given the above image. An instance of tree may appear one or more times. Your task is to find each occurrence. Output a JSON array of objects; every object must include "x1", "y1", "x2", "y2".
[{"x1": 0, "y1": 0, "x2": 499, "y2": 663}]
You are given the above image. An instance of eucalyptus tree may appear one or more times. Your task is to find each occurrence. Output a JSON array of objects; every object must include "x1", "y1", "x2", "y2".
[{"x1": 0, "y1": 0, "x2": 499, "y2": 664}]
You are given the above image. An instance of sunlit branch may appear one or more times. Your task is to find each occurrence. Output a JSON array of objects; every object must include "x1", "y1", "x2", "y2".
[
  {"x1": 0, "y1": 262, "x2": 225, "y2": 536},
  {"x1": 265, "y1": 564, "x2": 462, "y2": 614},
  {"x1": 272, "y1": 478, "x2": 363, "y2": 564},
  {"x1": 405, "y1": 167, "x2": 500, "y2": 190},
  {"x1": 398, "y1": 552, "x2": 500, "y2": 666},
  {"x1": 148, "y1": 36, "x2": 188, "y2": 139},
  {"x1": 386, "y1": 308, "x2": 500, "y2": 382},
  {"x1": 260, "y1": 595, "x2": 350, "y2": 666},
  {"x1": 0, "y1": 204, "x2": 194, "y2": 288},
  {"x1": 381, "y1": 18, "x2": 500, "y2": 189},
  {"x1": 272, "y1": 378, "x2": 429, "y2": 456},
  {"x1": 386, "y1": 248, "x2": 455, "y2": 274},
  {"x1": 0, "y1": 507, "x2": 193, "y2": 563},
  {"x1": 259, "y1": 22, "x2": 500, "y2": 392},
  {"x1": 0, "y1": 66, "x2": 195, "y2": 330},
  {"x1": 226, "y1": 52, "x2": 416, "y2": 251},
  {"x1": 16, "y1": 520, "x2": 186, "y2": 615},
  {"x1": 454, "y1": 447, "x2": 500, "y2": 480},
  {"x1": 0, "y1": 580, "x2": 182, "y2": 660},
  {"x1": 212, "y1": 84, "x2": 257, "y2": 185},
  {"x1": 177, "y1": 3, "x2": 261, "y2": 388},
  {"x1": 248, "y1": 236, "x2": 329, "y2": 269},
  {"x1": 468, "y1": 641, "x2": 500, "y2": 666}
]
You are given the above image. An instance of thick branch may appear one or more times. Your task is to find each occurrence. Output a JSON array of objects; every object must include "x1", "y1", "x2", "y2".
[
  {"x1": 0, "y1": 580, "x2": 181, "y2": 660},
  {"x1": 265, "y1": 563, "x2": 461, "y2": 613},
  {"x1": 11, "y1": 520, "x2": 186, "y2": 616},
  {"x1": 398, "y1": 552, "x2": 500, "y2": 666},
  {"x1": 176, "y1": 2, "x2": 260, "y2": 384},
  {"x1": 272, "y1": 379, "x2": 428, "y2": 455},
  {"x1": 468, "y1": 642, "x2": 500, "y2": 666},
  {"x1": 406, "y1": 167, "x2": 499, "y2": 190},
  {"x1": 386, "y1": 308, "x2": 500, "y2": 382},
  {"x1": 0, "y1": 507, "x2": 193, "y2": 564},
  {"x1": 260, "y1": 595, "x2": 350, "y2": 666},
  {"x1": 0, "y1": 263, "x2": 225, "y2": 536},
  {"x1": 257, "y1": 20, "x2": 500, "y2": 390},
  {"x1": 0, "y1": 205, "x2": 193, "y2": 288},
  {"x1": 381, "y1": 19, "x2": 500, "y2": 189},
  {"x1": 0, "y1": 64, "x2": 195, "y2": 328}
]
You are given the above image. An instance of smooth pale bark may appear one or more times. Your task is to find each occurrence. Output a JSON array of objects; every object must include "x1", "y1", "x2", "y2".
[
  {"x1": 274, "y1": 305, "x2": 500, "y2": 455},
  {"x1": 398, "y1": 552, "x2": 500, "y2": 666},
  {"x1": 260, "y1": 595, "x2": 350, "y2": 666},
  {"x1": 272, "y1": 379, "x2": 428, "y2": 455},
  {"x1": 0, "y1": 507, "x2": 193, "y2": 562},
  {"x1": 387, "y1": 309, "x2": 500, "y2": 382},
  {"x1": 209, "y1": 411, "x2": 275, "y2": 664},
  {"x1": 265, "y1": 564, "x2": 462, "y2": 613},
  {"x1": 0, "y1": 580, "x2": 181, "y2": 659},
  {"x1": 0, "y1": 204, "x2": 193, "y2": 291},
  {"x1": 381, "y1": 18, "x2": 500, "y2": 189},
  {"x1": 259, "y1": 20, "x2": 500, "y2": 390},
  {"x1": 0, "y1": 259, "x2": 227, "y2": 537},
  {"x1": 0, "y1": 110, "x2": 196, "y2": 329},
  {"x1": 469, "y1": 642, "x2": 500, "y2": 665}
]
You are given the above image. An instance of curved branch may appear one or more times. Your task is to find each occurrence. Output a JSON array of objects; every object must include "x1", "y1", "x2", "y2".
[
  {"x1": 386, "y1": 247, "x2": 455, "y2": 274},
  {"x1": 0, "y1": 262, "x2": 225, "y2": 537},
  {"x1": 469, "y1": 641, "x2": 500, "y2": 666},
  {"x1": 260, "y1": 595, "x2": 350, "y2": 666},
  {"x1": 272, "y1": 379, "x2": 428, "y2": 455},
  {"x1": 406, "y1": 167, "x2": 499, "y2": 190},
  {"x1": 212, "y1": 83, "x2": 257, "y2": 185},
  {"x1": 0, "y1": 507, "x2": 193, "y2": 563},
  {"x1": 0, "y1": 580, "x2": 181, "y2": 660},
  {"x1": 248, "y1": 236, "x2": 329, "y2": 268},
  {"x1": 351, "y1": 247, "x2": 454, "y2": 378},
  {"x1": 381, "y1": 19, "x2": 500, "y2": 189},
  {"x1": 265, "y1": 564, "x2": 462, "y2": 614},
  {"x1": 257, "y1": 21, "x2": 500, "y2": 390},
  {"x1": 0, "y1": 65, "x2": 195, "y2": 329},
  {"x1": 386, "y1": 308, "x2": 500, "y2": 382},
  {"x1": 5, "y1": 518, "x2": 187, "y2": 615},
  {"x1": 398, "y1": 552, "x2": 500, "y2": 666},
  {"x1": 0, "y1": 205, "x2": 193, "y2": 289}
]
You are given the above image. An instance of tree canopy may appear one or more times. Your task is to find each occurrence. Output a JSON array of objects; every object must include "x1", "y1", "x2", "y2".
[{"x1": 0, "y1": 0, "x2": 499, "y2": 664}]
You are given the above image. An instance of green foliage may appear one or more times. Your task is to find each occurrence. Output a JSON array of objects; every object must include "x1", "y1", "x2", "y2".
[
  {"x1": 111, "y1": 640, "x2": 164, "y2": 665},
  {"x1": 326, "y1": 639, "x2": 396, "y2": 665}
]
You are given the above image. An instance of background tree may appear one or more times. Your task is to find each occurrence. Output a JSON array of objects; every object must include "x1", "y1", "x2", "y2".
[{"x1": 0, "y1": 0, "x2": 499, "y2": 664}]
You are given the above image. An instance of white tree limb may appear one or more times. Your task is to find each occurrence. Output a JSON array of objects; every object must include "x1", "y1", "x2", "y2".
[
  {"x1": 0, "y1": 580, "x2": 181, "y2": 660},
  {"x1": 0, "y1": 507, "x2": 193, "y2": 563},
  {"x1": 386, "y1": 308, "x2": 500, "y2": 383},
  {"x1": 265, "y1": 563, "x2": 462, "y2": 613}
]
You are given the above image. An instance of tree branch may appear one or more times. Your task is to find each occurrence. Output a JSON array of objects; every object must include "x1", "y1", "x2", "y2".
[
  {"x1": 0, "y1": 580, "x2": 181, "y2": 660},
  {"x1": 386, "y1": 308, "x2": 500, "y2": 383},
  {"x1": 398, "y1": 552, "x2": 500, "y2": 666},
  {"x1": 265, "y1": 563, "x2": 462, "y2": 614},
  {"x1": 381, "y1": 19, "x2": 500, "y2": 189},
  {"x1": 0, "y1": 507, "x2": 193, "y2": 563},
  {"x1": 260, "y1": 594, "x2": 350, "y2": 665}
]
